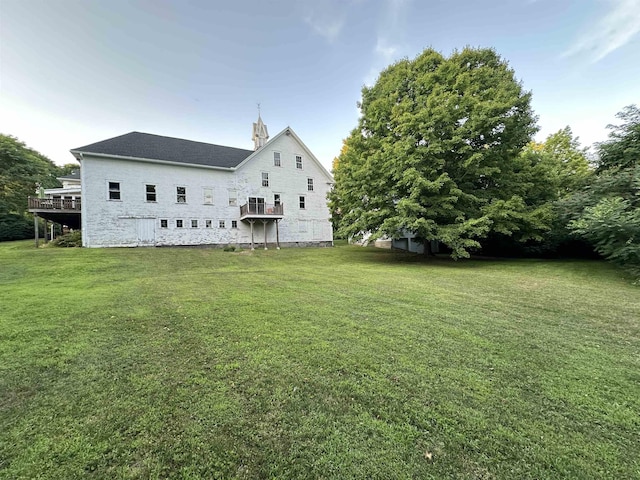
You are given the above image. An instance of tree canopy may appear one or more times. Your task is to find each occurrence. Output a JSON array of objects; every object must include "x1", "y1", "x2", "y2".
[
  {"x1": 596, "y1": 104, "x2": 640, "y2": 172},
  {"x1": 330, "y1": 47, "x2": 542, "y2": 258}
]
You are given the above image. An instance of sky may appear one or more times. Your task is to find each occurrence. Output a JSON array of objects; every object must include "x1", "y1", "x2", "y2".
[{"x1": 1, "y1": 0, "x2": 639, "y2": 170}]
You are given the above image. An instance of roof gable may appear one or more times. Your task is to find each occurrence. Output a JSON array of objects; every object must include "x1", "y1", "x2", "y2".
[
  {"x1": 71, "y1": 132, "x2": 253, "y2": 169},
  {"x1": 236, "y1": 127, "x2": 334, "y2": 182}
]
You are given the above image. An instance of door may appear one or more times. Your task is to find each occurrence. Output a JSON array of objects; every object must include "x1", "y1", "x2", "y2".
[
  {"x1": 248, "y1": 197, "x2": 265, "y2": 214},
  {"x1": 136, "y1": 218, "x2": 156, "y2": 246}
]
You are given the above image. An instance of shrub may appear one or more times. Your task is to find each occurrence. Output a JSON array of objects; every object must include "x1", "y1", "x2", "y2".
[
  {"x1": 223, "y1": 245, "x2": 237, "y2": 252},
  {"x1": 0, "y1": 214, "x2": 34, "y2": 241},
  {"x1": 51, "y1": 230, "x2": 82, "y2": 247}
]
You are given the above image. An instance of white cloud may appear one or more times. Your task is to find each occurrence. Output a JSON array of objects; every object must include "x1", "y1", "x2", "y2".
[
  {"x1": 375, "y1": 37, "x2": 398, "y2": 61},
  {"x1": 304, "y1": 13, "x2": 345, "y2": 43},
  {"x1": 563, "y1": 0, "x2": 640, "y2": 63}
]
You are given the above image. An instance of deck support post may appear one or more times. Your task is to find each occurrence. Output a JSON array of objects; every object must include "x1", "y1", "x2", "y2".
[
  {"x1": 249, "y1": 220, "x2": 255, "y2": 250},
  {"x1": 262, "y1": 220, "x2": 268, "y2": 250},
  {"x1": 33, "y1": 214, "x2": 39, "y2": 248},
  {"x1": 275, "y1": 219, "x2": 280, "y2": 250}
]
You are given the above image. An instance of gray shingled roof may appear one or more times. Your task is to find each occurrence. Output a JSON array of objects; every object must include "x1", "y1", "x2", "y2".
[
  {"x1": 72, "y1": 132, "x2": 254, "y2": 168},
  {"x1": 59, "y1": 170, "x2": 80, "y2": 180}
]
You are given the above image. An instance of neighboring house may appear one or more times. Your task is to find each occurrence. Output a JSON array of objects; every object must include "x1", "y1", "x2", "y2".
[{"x1": 30, "y1": 116, "x2": 334, "y2": 248}]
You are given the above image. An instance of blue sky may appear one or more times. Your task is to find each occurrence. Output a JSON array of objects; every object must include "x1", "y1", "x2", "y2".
[{"x1": 1, "y1": 0, "x2": 639, "y2": 170}]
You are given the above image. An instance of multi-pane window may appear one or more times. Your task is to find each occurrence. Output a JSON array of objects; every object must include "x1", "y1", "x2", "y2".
[
  {"x1": 108, "y1": 182, "x2": 121, "y2": 200},
  {"x1": 176, "y1": 219, "x2": 183, "y2": 228},
  {"x1": 176, "y1": 186, "x2": 186, "y2": 203},
  {"x1": 228, "y1": 190, "x2": 237, "y2": 206},
  {"x1": 160, "y1": 219, "x2": 168, "y2": 228},
  {"x1": 262, "y1": 172, "x2": 269, "y2": 187},
  {"x1": 203, "y1": 188, "x2": 214, "y2": 205},
  {"x1": 146, "y1": 184, "x2": 157, "y2": 202},
  {"x1": 296, "y1": 155, "x2": 303, "y2": 169},
  {"x1": 205, "y1": 220, "x2": 212, "y2": 228},
  {"x1": 231, "y1": 220, "x2": 238, "y2": 229},
  {"x1": 274, "y1": 152, "x2": 281, "y2": 167},
  {"x1": 299, "y1": 195, "x2": 306, "y2": 209},
  {"x1": 219, "y1": 220, "x2": 226, "y2": 229},
  {"x1": 191, "y1": 219, "x2": 198, "y2": 228},
  {"x1": 274, "y1": 193, "x2": 281, "y2": 206},
  {"x1": 307, "y1": 178, "x2": 314, "y2": 191}
]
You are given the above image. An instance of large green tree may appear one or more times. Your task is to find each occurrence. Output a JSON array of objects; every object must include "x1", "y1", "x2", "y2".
[
  {"x1": 330, "y1": 47, "x2": 541, "y2": 258},
  {"x1": 0, "y1": 134, "x2": 71, "y2": 241}
]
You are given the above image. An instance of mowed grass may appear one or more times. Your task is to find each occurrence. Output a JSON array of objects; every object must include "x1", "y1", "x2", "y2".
[{"x1": 0, "y1": 241, "x2": 639, "y2": 479}]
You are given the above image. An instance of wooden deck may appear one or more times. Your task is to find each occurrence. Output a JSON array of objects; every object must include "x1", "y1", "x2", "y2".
[
  {"x1": 239, "y1": 203, "x2": 284, "y2": 220},
  {"x1": 28, "y1": 197, "x2": 81, "y2": 212}
]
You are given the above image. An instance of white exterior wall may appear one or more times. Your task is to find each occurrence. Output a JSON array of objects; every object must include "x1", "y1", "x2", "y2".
[{"x1": 80, "y1": 132, "x2": 333, "y2": 248}]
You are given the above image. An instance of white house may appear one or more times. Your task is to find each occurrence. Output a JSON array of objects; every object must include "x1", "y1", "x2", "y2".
[{"x1": 30, "y1": 117, "x2": 334, "y2": 248}]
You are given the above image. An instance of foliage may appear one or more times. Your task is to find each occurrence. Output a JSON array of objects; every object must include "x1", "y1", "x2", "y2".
[
  {"x1": 0, "y1": 134, "x2": 62, "y2": 215},
  {"x1": 330, "y1": 47, "x2": 542, "y2": 258},
  {"x1": 1, "y1": 242, "x2": 638, "y2": 478},
  {"x1": 596, "y1": 104, "x2": 640, "y2": 172},
  {"x1": 50, "y1": 230, "x2": 82, "y2": 247},
  {"x1": 564, "y1": 165, "x2": 640, "y2": 280},
  {"x1": 0, "y1": 213, "x2": 33, "y2": 241}
]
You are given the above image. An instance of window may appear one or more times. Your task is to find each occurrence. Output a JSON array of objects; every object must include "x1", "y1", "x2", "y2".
[
  {"x1": 307, "y1": 178, "x2": 314, "y2": 191},
  {"x1": 203, "y1": 188, "x2": 214, "y2": 205},
  {"x1": 274, "y1": 152, "x2": 281, "y2": 167},
  {"x1": 231, "y1": 220, "x2": 238, "y2": 229},
  {"x1": 176, "y1": 186, "x2": 186, "y2": 203},
  {"x1": 176, "y1": 219, "x2": 183, "y2": 228},
  {"x1": 228, "y1": 190, "x2": 237, "y2": 206},
  {"x1": 191, "y1": 219, "x2": 198, "y2": 228},
  {"x1": 262, "y1": 172, "x2": 269, "y2": 187},
  {"x1": 160, "y1": 219, "x2": 168, "y2": 228},
  {"x1": 205, "y1": 220, "x2": 212, "y2": 228},
  {"x1": 296, "y1": 155, "x2": 303, "y2": 169},
  {"x1": 299, "y1": 195, "x2": 306, "y2": 209},
  {"x1": 219, "y1": 220, "x2": 226, "y2": 229},
  {"x1": 108, "y1": 182, "x2": 121, "y2": 200},
  {"x1": 146, "y1": 184, "x2": 157, "y2": 202},
  {"x1": 274, "y1": 193, "x2": 281, "y2": 206}
]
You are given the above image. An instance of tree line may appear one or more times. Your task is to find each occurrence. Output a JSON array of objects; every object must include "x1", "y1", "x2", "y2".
[
  {"x1": 329, "y1": 47, "x2": 639, "y2": 281},
  {"x1": 0, "y1": 134, "x2": 78, "y2": 241}
]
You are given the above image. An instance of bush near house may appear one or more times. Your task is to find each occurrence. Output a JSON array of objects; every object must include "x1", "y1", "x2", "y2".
[{"x1": 50, "y1": 230, "x2": 82, "y2": 247}]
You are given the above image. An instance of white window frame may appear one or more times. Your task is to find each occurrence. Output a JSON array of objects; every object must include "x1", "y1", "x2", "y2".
[
  {"x1": 203, "y1": 187, "x2": 214, "y2": 205},
  {"x1": 160, "y1": 219, "x2": 168, "y2": 228},
  {"x1": 191, "y1": 219, "x2": 198, "y2": 228},
  {"x1": 219, "y1": 220, "x2": 226, "y2": 229},
  {"x1": 307, "y1": 178, "x2": 314, "y2": 192},
  {"x1": 205, "y1": 220, "x2": 212, "y2": 228},
  {"x1": 108, "y1": 181, "x2": 121, "y2": 201},
  {"x1": 145, "y1": 184, "x2": 157, "y2": 202},
  {"x1": 274, "y1": 193, "x2": 281, "y2": 206},
  {"x1": 176, "y1": 219, "x2": 184, "y2": 228},
  {"x1": 228, "y1": 190, "x2": 237, "y2": 206},
  {"x1": 295, "y1": 155, "x2": 303, "y2": 169},
  {"x1": 176, "y1": 186, "x2": 187, "y2": 203},
  {"x1": 273, "y1": 152, "x2": 281, "y2": 167},
  {"x1": 299, "y1": 195, "x2": 306, "y2": 209},
  {"x1": 231, "y1": 220, "x2": 238, "y2": 229},
  {"x1": 262, "y1": 172, "x2": 269, "y2": 187}
]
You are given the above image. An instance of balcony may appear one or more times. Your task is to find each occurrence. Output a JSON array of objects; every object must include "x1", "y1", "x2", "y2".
[
  {"x1": 28, "y1": 197, "x2": 81, "y2": 229},
  {"x1": 239, "y1": 202, "x2": 284, "y2": 220},
  {"x1": 28, "y1": 197, "x2": 81, "y2": 212}
]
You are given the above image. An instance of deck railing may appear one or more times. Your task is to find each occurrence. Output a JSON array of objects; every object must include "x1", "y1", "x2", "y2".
[
  {"x1": 28, "y1": 197, "x2": 81, "y2": 211},
  {"x1": 239, "y1": 203, "x2": 283, "y2": 217}
]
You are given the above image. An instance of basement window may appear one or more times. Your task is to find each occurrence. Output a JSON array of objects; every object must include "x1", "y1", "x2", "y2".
[
  {"x1": 191, "y1": 219, "x2": 198, "y2": 228},
  {"x1": 219, "y1": 220, "x2": 226, "y2": 229},
  {"x1": 205, "y1": 220, "x2": 212, "y2": 228},
  {"x1": 231, "y1": 220, "x2": 238, "y2": 229},
  {"x1": 160, "y1": 219, "x2": 168, "y2": 228},
  {"x1": 176, "y1": 219, "x2": 183, "y2": 228}
]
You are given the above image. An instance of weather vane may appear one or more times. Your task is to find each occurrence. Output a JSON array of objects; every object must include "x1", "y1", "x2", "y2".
[{"x1": 257, "y1": 102, "x2": 261, "y2": 116}]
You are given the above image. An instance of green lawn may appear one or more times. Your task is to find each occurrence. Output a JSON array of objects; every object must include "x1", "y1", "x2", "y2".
[{"x1": 1, "y1": 241, "x2": 638, "y2": 479}]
